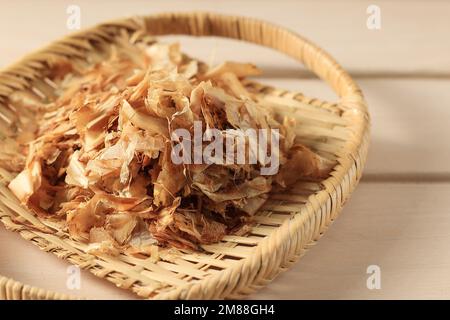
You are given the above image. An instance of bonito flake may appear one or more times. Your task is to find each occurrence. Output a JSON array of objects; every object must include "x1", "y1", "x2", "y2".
[{"x1": 4, "y1": 35, "x2": 332, "y2": 253}]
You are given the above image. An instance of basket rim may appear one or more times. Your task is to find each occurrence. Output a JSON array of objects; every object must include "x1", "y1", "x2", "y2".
[{"x1": 0, "y1": 11, "x2": 370, "y2": 300}]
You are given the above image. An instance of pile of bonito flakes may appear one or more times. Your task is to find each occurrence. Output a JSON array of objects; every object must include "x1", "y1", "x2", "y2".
[{"x1": 1, "y1": 34, "x2": 331, "y2": 257}]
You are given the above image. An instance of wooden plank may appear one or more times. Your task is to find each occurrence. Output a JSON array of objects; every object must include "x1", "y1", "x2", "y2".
[
  {"x1": 254, "y1": 78, "x2": 450, "y2": 175},
  {"x1": 254, "y1": 183, "x2": 450, "y2": 299},
  {"x1": 0, "y1": 0, "x2": 449, "y2": 75}
]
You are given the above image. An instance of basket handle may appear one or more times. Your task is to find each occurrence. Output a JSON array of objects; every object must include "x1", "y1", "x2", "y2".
[{"x1": 133, "y1": 12, "x2": 365, "y2": 110}]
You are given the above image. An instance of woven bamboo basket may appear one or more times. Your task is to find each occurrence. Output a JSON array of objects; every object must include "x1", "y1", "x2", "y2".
[{"x1": 0, "y1": 12, "x2": 369, "y2": 300}]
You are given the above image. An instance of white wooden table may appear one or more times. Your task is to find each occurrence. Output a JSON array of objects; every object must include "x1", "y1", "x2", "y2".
[{"x1": 1, "y1": 0, "x2": 449, "y2": 299}]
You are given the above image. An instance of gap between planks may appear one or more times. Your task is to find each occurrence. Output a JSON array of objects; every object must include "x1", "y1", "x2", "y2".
[
  {"x1": 261, "y1": 69, "x2": 450, "y2": 80},
  {"x1": 361, "y1": 173, "x2": 450, "y2": 184}
]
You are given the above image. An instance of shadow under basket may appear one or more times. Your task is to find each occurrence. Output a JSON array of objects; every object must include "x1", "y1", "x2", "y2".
[{"x1": 0, "y1": 12, "x2": 370, "y2": 300}]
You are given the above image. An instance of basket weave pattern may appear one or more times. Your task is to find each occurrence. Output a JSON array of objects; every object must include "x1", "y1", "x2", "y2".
[{"x1": 0, "y1": 12, "x2": 369, "y2": 299}]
